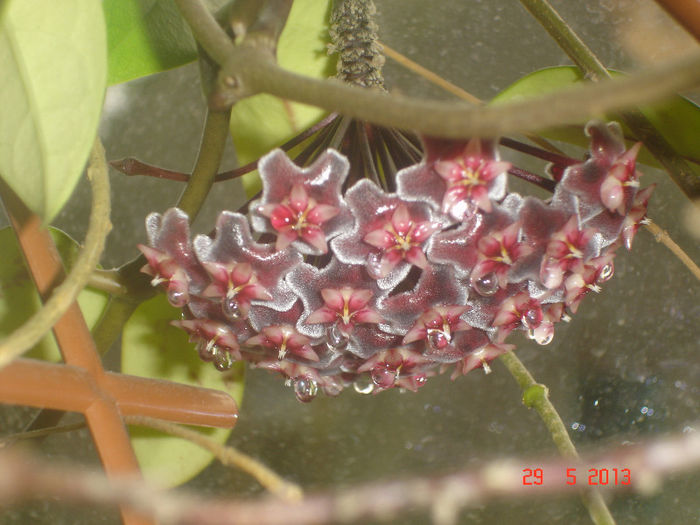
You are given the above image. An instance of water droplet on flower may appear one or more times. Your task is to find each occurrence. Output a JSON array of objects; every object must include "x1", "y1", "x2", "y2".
[
  {"x1": 353, "y1": 376, "x2": 375, "y2": 394},
  {"x1": 213, "y1": 349, "x2": 233, "y2": 371},
  {"x1": 473, "y1": 272, "x2": 499, "y2": 296},
  {"x1": 521, "y1": 308, "x2": 541, "y2": 329},
  {"x1": 326, "y1": 323, "x2": 349, "y2": 351},
  {"x1": 427, "y1": 329, "x2": 450, "y2": 351},
  {"x1": 167, "y1": 288, "x2": 187, "y2": 307},
  {"x1": 197, "y1": 340, "x2": 217, "y2": 361},
  {"x1": 366, "y1": 252, "x2": 383, "y2": 279},
  {"x1": 294, "y1": 377, "x2": 318, "y2": 402},
  {"x1": 535, "y1": 331, "x2": 553, "y2": 345},
  {"x1": 222, "y1": 296, "x2": 241, "y2": 319},
  {"x1": 597, "y1": 262, "x2": 614, "y2": 283},
  {"x1": 371, "y1": 364, "x2": 398, "y2": 389}
]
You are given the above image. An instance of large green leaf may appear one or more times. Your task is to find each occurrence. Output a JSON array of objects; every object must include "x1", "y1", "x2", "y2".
[
  {"x1": 0, "y1": 227, "x2": 109, "y2": 361},
  {"x1": 491, "y1": 66, "x2": 700, "y2": 171},
  {"x1": 121, "y1": 294, "x2": 245, "y2": 488},
  {"x1": 104, "y1": 0, "x2": 195, "y2": 86},
  {"x1": 230, "y1": 0, "x2": 335, "y2": 196},
  {"x1": 0, "y1": 0, "x2": 107, "y2": 222}
]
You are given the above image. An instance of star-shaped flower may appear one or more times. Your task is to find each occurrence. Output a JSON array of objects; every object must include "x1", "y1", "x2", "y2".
[
  {"x1": 194, "y1": 211, "x2": 302, "y2": 314},
  {"x1": 357, "y1": 347, "x2": 432, "y2": 392},
  {"x1": 332, "y1": 180, "x2": 443, "y2": 288},
  {"x1": 246, "y1": 325, "x2": 319, "y2": 362},
  {"x1": 492, "y1": 291, "x2": 544, "y2": 341},
  {"x1": 539, "y1": 216, "x2": 599, "y2": 289},
  {"x1": 250, "y1": 149, "x2": 352, "y2": 255},
  {"x1": 470, "y1": 221, "x2": 533, "y2": 290}
]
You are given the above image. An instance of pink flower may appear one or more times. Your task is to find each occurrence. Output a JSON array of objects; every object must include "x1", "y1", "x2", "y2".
[
  {"x1": 246, "y1": 325, "x2": 319, "y2": 362},
  {"x1": 357, "y1": 347, "x2": 432, "y2": 392},
  {"x1": 470, "y1": 222, "x2": 533, "y2": 289},
  {"x1": 138, "y1": 244, "x2": 190, "y2": 307},
  {"x1": 257, "y1": 183, "x2": 340, "y2": 253},
  {"x1": 540, "y1": 217, "x2": 597, "y2": 289},
  {"x1": 492, "y1": 292, "x2": 543, "y2": 341},
  {"x1": 363, "y1": 203, "x2": 439, "y2": 277},
  {"x1": 173, "y1": 318, "x2": 242, "y2": 361},
  {"x1": 434, "y1": 139, "x2": 511, "y2": 217},
  {"x1": 621, "y1": 184, "x2": 654, "y2": 250},
  {"x1": 451, "y1": 342, "x2": 513, "y2": 378},
  {"x1": 599, "y1": 143, "x2": 642, "y2": 214},
  {"x1": 403, "y1": 306, "x2": 471, "y2": 348},
  {"x1": 306, "y1": 287, "x2": 382, "y2": 333},
  {"x1": 200, "y1": 261, "x2": 272, "y2": 319}
]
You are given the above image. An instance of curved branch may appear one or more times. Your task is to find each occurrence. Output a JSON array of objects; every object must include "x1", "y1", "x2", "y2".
[{"x1": 0, "y1": 139, "x2": 112, "y2": 369}]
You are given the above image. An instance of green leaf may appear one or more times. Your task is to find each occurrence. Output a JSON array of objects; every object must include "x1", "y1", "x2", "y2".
[
  {"x1": 103, "y1": 0, "x2": 195, "y2": 86},
  {"x1": 0, "y1": 227, "x2": 109, "y2": 361},
  {"x1": 491, "y1": 66, "x2": 700, "y2": 172},
  {"x1": 230, "y1": 0, "x2": 335, "y2": 196},
  {"x1": 0, "y1": 0, "x2": 107, "y2": 222},
  {"x1": 121, "y1": 295, "x2": 245, "y2": 488}
]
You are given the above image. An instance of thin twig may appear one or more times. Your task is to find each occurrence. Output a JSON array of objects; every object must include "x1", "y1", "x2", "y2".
[
  {"x1": 644, "y1": 219, "x2": 700, "y2": 281},
  {"x1": 499, "y1": 351, "x2": 616, "y2": 525},
  {"x1": 0, "y1": 421, "x2": 87, "y2": 447},
  {"x1": 0, "y1": 139, "x2": 112, "y2": 369},
  {"x1": 124, "y1": 415, "x2": 302, "y2": 501},
  {"x1": 2, "y1": 430, "x2": 698, "y2": 524}
]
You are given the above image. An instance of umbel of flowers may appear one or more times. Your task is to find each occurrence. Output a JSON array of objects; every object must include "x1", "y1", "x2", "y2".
[{"x1": 139, "y1": 121, "x2": 653, "y2": 402}]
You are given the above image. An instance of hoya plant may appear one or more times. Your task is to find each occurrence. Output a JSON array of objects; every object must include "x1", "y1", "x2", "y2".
[{"x1": 0, "y1": 0, "x2": 698, "y2": 524}]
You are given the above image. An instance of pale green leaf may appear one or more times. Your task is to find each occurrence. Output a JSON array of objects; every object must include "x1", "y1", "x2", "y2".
[
  {"x1": 0, "y1": 227, "x2": 109, "y2": 361},
  {"x1": 230, "y1": 0, "x2": 335, "y2": 196},
  {"x1": 0, "y1": 0, "x2": 107, "y2": 222},
  {"x1": 121, "y1": 294, "x2": 245, "y2": 488}
]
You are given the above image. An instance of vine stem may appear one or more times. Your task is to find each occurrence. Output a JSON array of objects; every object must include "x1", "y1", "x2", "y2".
[
  {"x1": 0, "y1": 139, "x2": 112, "y2": 369},
  {"x1": 124, "y1": 415, "x2": 302, "y2": 501},
  {"x1": 499, "y1": 351, "x2": 616, "y2": 525}
]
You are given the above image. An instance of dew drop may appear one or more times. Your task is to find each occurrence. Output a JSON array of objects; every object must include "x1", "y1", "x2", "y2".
[
  {"x1": 521, "y1": 308, "x2": 541, "y2": 329},
  {"x1": 353, "y1": 376, "x2": 375, "y2": 394},
  {"x1": 371, "y1": 364, "x2": 398, "y2": 389},
  {"x1": 198, "y1": 340, "x2": 217, "y2": 361},
  {"x1": 473, "y1": 272, "x2": 499, "y2": 296},
  {"x1": 427, "y1": 329, "x2": 450, "y2": 351},
  {"x1": 597, "y1": 262, "x2": 614, "y2": 283},
  {"x1": 326, "y1": 323, "x2": 349, "y2": 351},
  {"x1": 294, "y1": 377, "x2": 318, "y2": 402},
  {"x1": 213, "y1": 349, "x2": 233, "y2": 371},
  {"x1": 366, "y1": 252, "x2": 384, "y2": 279},
  {"x1": 167, "y1": 288, "x2": 187, "y2": 307},
  {"x1": 222, "y1": 296, "x2": 241, "y2": 319}
]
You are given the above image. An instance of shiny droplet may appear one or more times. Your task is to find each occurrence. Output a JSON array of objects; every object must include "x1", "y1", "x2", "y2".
[
  {"x1": 222, "y1": 296, "x2": 241, "y2": 319},
  {"x1": 197, "y1": 340, "x2": 217, "y2": 362},
  {"x1": 597, "y1": 262, "x2": 614, "y2": 283},
  {"x1": 535, "y1": 330, "x2": 553, "y2": 345},
  {"x1": 213, "y1": 349, "x2": 233, "y2": 371},
  {"x1": 521, "y1": 308, "x2": 541, "y2": 329},
  {"x1": 294, "y1": 377, "x2": 318, "y2": 403},
  {"x1": 371, "y1": 364, "x2": 398, "y2": 389},
  {"x1": 427, "y1": 329, "x2": 450, "y2": 351},
  {"x1": 326, "y1": 323, "x2": 349, "y2": 351},
  {"x1": 167, "y1": 288, "x2": 187, "y2": 307},
  {"x1": 366, "y1": 252, "x2": 384, "y2": 279},
  {"x1": 473, "y1": 272, "x2": 499, "y2": 296},
  {"x1": 353, "y1": 376, "x2": 375, "y2": 394}
]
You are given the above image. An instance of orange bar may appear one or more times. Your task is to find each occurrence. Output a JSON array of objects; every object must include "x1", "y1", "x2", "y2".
[
  {"x1": 103, "y1": 372, "x2": 238, "y2": 428},
  {"x1": 654, "y1": 0, "x2": 700, "y2": 42},
  {"x1": 0, "y1": 359, "x2": 97, "y2": 413}
]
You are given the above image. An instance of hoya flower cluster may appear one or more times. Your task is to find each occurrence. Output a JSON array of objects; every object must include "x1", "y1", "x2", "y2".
[{"x1": 139, "y1": 121, "x2": 653, "y2": 402}]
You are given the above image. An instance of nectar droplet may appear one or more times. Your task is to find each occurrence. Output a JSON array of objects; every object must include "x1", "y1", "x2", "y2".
[
  {"x1": 371, "y1": 364, "x2": 398, "y2": 389},
  {"x1": 473, "y1": 272, "x2": 499, "y2": 296},
  {"x1": 198, "y1": 340, "x2": 217, "y2": 361},
  {"x1": 536, "y1": 331, "x2": 554, "y2": 345},
  {"x1": 294, "y1": 377, "x2": 318, "y2": 402},
  {"x1": 366, "y1": 252, "x2": 383, "y2": 279},
  {"x1": 213, "y1": 349, "x2": 233, "y2": 371},
  {"x1": 222, "y1": 296, "x2": 241, "y2": 319},
  {"x1": 167, "y1": 288, "x2": 187, "y2": 307},
  {"x1": 326, "y1": 323, "x2": 349, "y2": 351},
  {"x1": 597, "y1": 262, "x2": 614, "y2": 283},
  {"x1": 427, "y1": 329, "x2": 450, "y2": 351},
  {"x1": 521, "y1": 308, "x2": 542, "y2": 329},
  {"x1": 353, "y1": 376, "x2": 375, "y2": 394}
]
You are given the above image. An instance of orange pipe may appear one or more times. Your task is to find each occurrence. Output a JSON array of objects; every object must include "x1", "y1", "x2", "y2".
[{"x1": 654, "y1": 0, "x2": 700, "y2": 43}]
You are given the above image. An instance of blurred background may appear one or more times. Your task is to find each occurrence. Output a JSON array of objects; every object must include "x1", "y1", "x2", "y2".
[{"x1": 1, "y1": 0, "x2": 698, "y2": 523}]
